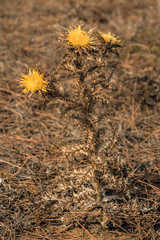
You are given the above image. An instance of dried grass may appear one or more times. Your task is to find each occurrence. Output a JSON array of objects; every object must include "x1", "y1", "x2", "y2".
[{"x1": 0, "y1": 0, "x2": 159, "y2": 239}]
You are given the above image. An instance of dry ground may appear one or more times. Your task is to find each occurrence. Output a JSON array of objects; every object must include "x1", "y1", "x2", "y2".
[{"x1": 0, "y1": 0, "x2": 160, "y2": 239}]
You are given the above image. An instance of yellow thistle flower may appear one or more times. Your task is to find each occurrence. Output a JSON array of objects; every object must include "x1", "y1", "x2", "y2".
[
  {"x1": 66, "y1": 25, "x2": 94, "y2": 49},
  {"x1": 19, "y1": 69, "x2": 48, "y2": 93},
  {"x1": 101, "y1": 32, "x2": 121, "y2": 45}
]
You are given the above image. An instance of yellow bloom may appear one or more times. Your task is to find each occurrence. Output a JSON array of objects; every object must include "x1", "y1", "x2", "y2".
[
  {"x1": 20, "y1": 69, "x2": 48, "y2": 93},
  {"x1": 66, "y1": 25, "x2": 93, "y2": 49},
  {"x1": 101, "y1": 32, "x2": 121, "y2": 45}
]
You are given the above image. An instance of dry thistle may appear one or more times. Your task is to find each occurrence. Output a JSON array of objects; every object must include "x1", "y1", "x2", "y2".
[{"x1": 19, "y1": 24, "x2": 121, "y2": 203}]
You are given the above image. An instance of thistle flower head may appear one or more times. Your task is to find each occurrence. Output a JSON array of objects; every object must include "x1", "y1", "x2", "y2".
[
  {"x1": 65, "y1": 25, "x2": 94, "y2": 49},
  {"x1": 101, "y1": 32, "x2": 121, "y2": 45},
  {"x1": 19, "y1": 69, "x2": 48, "y2": 93}
]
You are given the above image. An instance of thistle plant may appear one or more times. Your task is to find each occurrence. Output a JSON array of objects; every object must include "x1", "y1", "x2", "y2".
[{"x1": 19, "y1": 24, "x2": 121, "y2": 203}]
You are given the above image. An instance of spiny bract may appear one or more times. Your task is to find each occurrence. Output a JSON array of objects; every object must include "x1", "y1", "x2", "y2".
[{"x1": 101, "y1": 32, "x2": 121, "y2": 45}]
